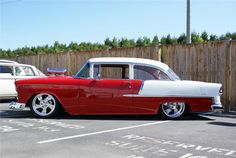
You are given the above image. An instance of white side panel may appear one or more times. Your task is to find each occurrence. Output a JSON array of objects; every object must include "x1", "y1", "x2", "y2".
[{"x1": 138, "y1": 80, "x2": 221, "y2": 97}]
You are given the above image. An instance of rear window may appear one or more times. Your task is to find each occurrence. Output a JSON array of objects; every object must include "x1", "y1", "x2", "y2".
[
  {"x1": 0, "y1": 65, "x2": 13, "y2": 75},
  {"x1": 134, "y1": 65, "x2": 170, "y2": 81}
]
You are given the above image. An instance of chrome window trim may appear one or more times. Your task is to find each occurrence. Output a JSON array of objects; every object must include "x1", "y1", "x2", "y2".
[
  {"x1": 76, "y1": 61, "x2": 179, "y2": 81},
  {"x1": 90, "y1": 62, "x2": 131, "y2": 80},
  {"x1": 132, "y1": 63, "x2": 175, "y2": 81}
]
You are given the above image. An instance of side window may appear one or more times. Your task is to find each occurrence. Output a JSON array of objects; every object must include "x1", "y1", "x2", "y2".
[
  {"x1": 76, "y1": 63, "x2": 90, "y2": 78},
  {"x1": 134, "y1": 65, "x2": 170, "y2": 81},
  {"x1": 93, "y1": 64, "x2": 129, "y2": 79},
  {"x1": 15, "y1": 66, "x2": 35, "y2": 76},
  {"x1": 158, "y1": 71, "x2": 171, "y2": 80},
  {"x1": 0, "y1": 65, "x2": 13, "y2": 75}
]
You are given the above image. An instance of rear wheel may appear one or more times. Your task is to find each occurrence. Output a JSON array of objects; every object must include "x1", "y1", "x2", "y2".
[
  {"x1": 160, "y1": 102, "x2": 186, "y2": 119},
  {"x1": 29, "y1": 93, "x2": 60, "y2": 118}
]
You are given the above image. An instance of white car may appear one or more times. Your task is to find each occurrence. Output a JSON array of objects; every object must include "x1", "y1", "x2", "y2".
[{"x1": 0, "y1": 60, "x2": 45, "y2": 99}]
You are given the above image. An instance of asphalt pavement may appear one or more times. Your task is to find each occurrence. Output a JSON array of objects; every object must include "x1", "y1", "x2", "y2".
[{"x1": 0, "y1": 102, "x2": 236, "y2": 158}]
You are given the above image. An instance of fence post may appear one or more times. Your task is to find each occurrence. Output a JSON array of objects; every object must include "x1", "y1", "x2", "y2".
[
  {"x1": 224, "y1": 40, "x2": 231, "y2": 111},
  {"x1": 67, "y1": 52, "x2": 71, "y2": 75}
]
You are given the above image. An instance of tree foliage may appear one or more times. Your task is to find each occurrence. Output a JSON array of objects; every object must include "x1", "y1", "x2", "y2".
[
  {"x1": 201, "y1": 31, "x2": 208, "y2": 42},
  {"x1": 0, "y1": 32, "x2": 235, "y2": 57},
  {"x1": 152, "y1": 35, "x2": 159, "y2": 45}
]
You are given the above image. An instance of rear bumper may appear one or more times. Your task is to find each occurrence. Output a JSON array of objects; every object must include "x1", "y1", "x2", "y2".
[
  {"x1": 211, "y1": 104, "x2": 224, "y2": 112},
  {"x1": 211, "y1": 96, "x2": 223, "y2": 112},
  {"x1": 9, "y1": 102, "x2": 25, "y2": 110}
]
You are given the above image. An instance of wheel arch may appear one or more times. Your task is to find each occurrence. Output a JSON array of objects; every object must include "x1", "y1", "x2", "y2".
[
  {"x1": 26, "y1": 92, "x2": 65, "y2": 111},
  {"x1": 157, "y1": 101, "x2": 190, "y2": 119},
  {"x1": 157, "y1": 100, "x2": 191, "y2": 114}
]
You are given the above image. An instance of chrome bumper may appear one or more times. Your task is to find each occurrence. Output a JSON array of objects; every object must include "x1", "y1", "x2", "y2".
[
  {"x1": 9, "y1": 102, "x2": 25, "y2": 110},
  {"x1": 211, "y1": 104, "x2": 224, "y2": 112}
]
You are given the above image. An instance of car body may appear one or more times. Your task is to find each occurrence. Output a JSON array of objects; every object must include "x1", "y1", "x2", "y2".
[
  {"x1": 10, "y1": 58, "x2": 223, "y2": 119},
  {"x1": 0, "y1": 60, "x2": 45, "y2": 99}
]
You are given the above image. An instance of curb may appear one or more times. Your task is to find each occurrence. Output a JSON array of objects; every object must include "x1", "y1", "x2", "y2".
[{"x1": 202, "y1": 112, "x2": 236, "y2": 119}]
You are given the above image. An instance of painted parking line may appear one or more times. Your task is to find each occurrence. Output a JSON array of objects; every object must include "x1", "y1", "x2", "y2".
[{"x1": 38, "y1": 121, "x2": 169, "y2": 144}]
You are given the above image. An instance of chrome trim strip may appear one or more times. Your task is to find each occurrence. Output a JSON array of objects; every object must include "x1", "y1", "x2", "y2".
[{"x1": 123, "y1": 94, "x2": 215, "y2": 98}]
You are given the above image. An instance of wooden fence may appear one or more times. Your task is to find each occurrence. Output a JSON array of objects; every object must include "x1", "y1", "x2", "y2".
[
  {"x1": 162, "y1": 40, "x2": 236, "y2": 112},
  {"x1": 12, "y1": 46, "x2": 161, "y2": 75},
  {"x1": 3, "y1": 40, "x2": 236, "y2": 111}
]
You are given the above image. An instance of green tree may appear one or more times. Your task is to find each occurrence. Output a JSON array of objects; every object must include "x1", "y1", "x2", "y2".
[
  {"x1": 68, "y1": 42, "x2": 79, "y2": 51},
  {"x1": 230, "y1": 32, "x2": 236, "y2": 40},
  {"x1": 160, "y1": 36, "x2": 167, "y2": 44},
  {"x1": 201, "y1": 31, "x2": 208, "y2": 42},
  {"x1": 104, "y1": 38, "x2": 112, "y2": 48},
  {"x1": 191, "y1": 32, "x2": 204, "y2": 43},
  {"x1": 143, "y1": 37, "x2": 151, "y2": 46},
  {"x1": 136, "y1": 38, "x2": 144, "y2": 47},
  {"x1": 1, "y1": 31, "x2": 235, "y2": 57},
  {"x1": 52, "y1": 41, "x2": 66, "y2": 53},
  {"x1": 225, "y1": 32, "x2": 232, "y2": 39},
  {"x1": 111, "y1": 37, "x2": 119, "y2": 48},
  {"x1": 209, "y1": 34, "x2": 218, "y2": 41},
  {"x1": 164, "y1": 34, "x2": 177, "y2": 44},
  {"x1": 129, "y1": 39, "x2": 136, "y2": 47},
  {"x1": 177, "y1": 33, "x2": 186, "y2": 44},
  {"x1": 119, "y1": 38, "x2": 131, "y2": 48},
  {"x1": 152, "y1": 35, "x2": 159, "y2": 45}
]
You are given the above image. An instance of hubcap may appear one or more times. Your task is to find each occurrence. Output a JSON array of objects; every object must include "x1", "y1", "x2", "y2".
[
  {"x1": 162, "y1": 102, "x2": 185, "y2": 118},
  {"x1": 32, "y1": 93, "x2": 56, "y2": 116}
]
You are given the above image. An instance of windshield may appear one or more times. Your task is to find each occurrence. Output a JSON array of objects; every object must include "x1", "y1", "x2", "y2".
[
  {"x1": 168, "y1": 68, "x2": 180, "y2": 80},
  {"x1": 75, "y1": 62, "x2": 90, "y2": 78}
]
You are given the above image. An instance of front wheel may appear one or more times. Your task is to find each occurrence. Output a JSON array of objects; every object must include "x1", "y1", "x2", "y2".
[
  {"x1": 29, "y1": 93, "x2": 60, "y2": 118},
  {"x1": 160, "y1": 102, "x2": 186, "y2": 119}
]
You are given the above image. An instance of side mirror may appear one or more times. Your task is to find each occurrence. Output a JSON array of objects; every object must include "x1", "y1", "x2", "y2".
[{"x1": 47, "y1": 68, "x2": 67, "y2": 76}]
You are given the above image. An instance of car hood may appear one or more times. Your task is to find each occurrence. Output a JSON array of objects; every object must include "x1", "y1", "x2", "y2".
[{"x1": 15, "y1": 76, "x2": 75, "y2": 85}]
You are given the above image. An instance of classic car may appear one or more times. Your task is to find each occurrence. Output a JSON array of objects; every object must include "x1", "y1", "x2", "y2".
[
  {"x1": 9, "y1": 57, "x2": 223, "y2": 119},
  {"x1": 0, "y1": 60, "x2": 45, "y2": 99}
]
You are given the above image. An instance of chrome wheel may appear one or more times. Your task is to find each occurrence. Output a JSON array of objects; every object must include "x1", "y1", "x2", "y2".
[
  {"x1": 31, "y1": 93, "x2": 57, "y2": 117},
  {"x1": 161, "y1": 102, "x2": 186, "y2": 119}
]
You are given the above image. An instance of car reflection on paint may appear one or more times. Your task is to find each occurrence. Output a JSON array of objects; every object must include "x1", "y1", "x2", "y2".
[{"x1": 9, "y1": 58, "x2": 223, "y2": 119}]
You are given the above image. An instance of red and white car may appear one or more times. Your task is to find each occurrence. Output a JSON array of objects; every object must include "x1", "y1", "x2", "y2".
[{"x1": 10, "y1": 58, "x2": 223, "y2": 119}]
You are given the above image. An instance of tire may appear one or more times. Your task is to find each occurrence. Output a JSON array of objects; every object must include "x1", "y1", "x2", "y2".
[
  {"x1": 160, "y1": 102, "x2": 186, "y2": 119},
  {"x1": 29, "y1": 93, "x2": 60, "y2": 118}
]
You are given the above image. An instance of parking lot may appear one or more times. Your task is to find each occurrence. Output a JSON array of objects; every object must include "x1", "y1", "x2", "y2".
[{"x1": 0, "y1": 102, "x2": 236, "y2": 158}]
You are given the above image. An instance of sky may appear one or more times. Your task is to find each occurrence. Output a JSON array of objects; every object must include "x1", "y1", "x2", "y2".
[{"x1": 0, "y1": 0, "x2": 235, "y2": 50}]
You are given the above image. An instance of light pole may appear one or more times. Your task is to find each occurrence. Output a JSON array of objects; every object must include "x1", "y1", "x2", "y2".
[{"x1": 186, "y1": 0, "x2": 191, "y2": 44}]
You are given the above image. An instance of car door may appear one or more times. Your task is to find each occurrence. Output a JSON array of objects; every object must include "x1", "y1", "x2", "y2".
[
  {"x1": 0, "y1": 65, "x2": 16, "y2": 98},
  {"x1": 78, "y1": 63, "x2": 141, "y2": 114},
  {"x1": 78, "y1": 78, "x2": 142, "y2": 114}
]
